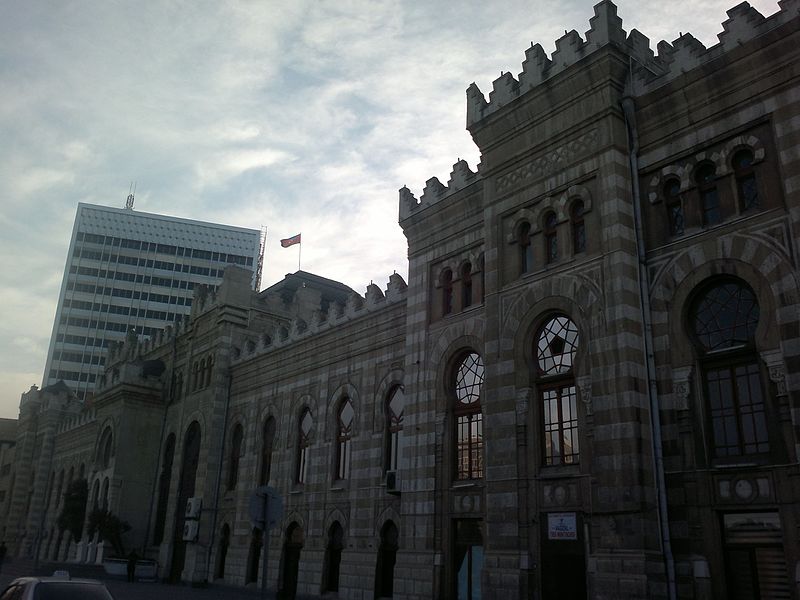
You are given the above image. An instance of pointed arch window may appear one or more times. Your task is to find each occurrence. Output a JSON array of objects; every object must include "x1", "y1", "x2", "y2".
[
  {"x1": 227, "y1": 423, "x2": 244, "y2": 490},
  {"x1": 544, "y1": 212, "x2": 558, "y2": 264},
  {"x1": 664, "y1": 178, "x2": 684, "y2": 235},
  {"x1": 454, "y1": 353, "x2": 484, "y2": 480},
  {"x1": 461, "y1": 263, "x2": 473, "y2": 309},
  {"x1": 336, "y1": 399, "x2": 354, "y2": 480},
  {"x1": 536, "y1": 315, "x2": 580, "y2": 465},
  {"x1": 571, "y1": 200, "x2": 586, "y2": 254},
  {"x1": 696, "y1": 163, "x2": 721, "y2": 226},
  {"x1": 733, "y1": 149, "x2": 759, "y2": 211},
  {"x1": 518, "y1": 222, "x2": 533, "y2": 274},
  {"x1": 386, "y1": 386, "x2": 405, "y2": 472},
  {"x1": 259, "y1": 417, "x2": 276, "y2": 486},
  {"x1": 297, "y1": 409, "x2": 313, "y2": 484},
  {"x1": 690, "y1": 280, "x2": 768, "y2": 458}
]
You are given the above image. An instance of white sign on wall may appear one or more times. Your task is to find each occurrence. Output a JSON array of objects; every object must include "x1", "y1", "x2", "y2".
[{"x1": 547, "y1": 512, "x2": 578, "y2": 541}]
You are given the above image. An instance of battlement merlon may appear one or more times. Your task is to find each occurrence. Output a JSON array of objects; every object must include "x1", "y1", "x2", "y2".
[
  {"x1": 465, "y1": 0, "x2": 799, "y2": 128},
  {"x1": 398, "y1": 159, "x2": 481, "y2": 222}
]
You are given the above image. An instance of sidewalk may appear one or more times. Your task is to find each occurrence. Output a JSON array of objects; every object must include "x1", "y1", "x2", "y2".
[{"x1": 0, "y1": 558, "x2": 316, "y2": 600}]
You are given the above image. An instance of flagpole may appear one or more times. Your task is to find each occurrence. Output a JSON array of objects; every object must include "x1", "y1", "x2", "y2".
[{"x1": 298, "y1": 238, "x2": 302, "y2": 271}]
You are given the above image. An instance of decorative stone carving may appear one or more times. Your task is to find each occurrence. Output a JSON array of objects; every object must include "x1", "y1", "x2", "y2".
[
  {"x1": 672, "y1": 366, "x2": 693, "y2": 411},
  {"x1": 760, "y1": 349, "x2": 787, "y2": 396},
  {"x1": 576, "y1": 376, "x2": 592, "y2": 416},
  {"x1": 516, "y1": 387, "x2": 532, "y2": 420}
]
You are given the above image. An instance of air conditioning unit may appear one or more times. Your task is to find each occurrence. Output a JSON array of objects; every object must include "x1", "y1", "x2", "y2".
[
  {"x1": 385, "y1": 470, "x2": 401, "y2": 495},
  {"x1": 185, "y1": 497, "x2": 202, "y2": 519},
  {"x1": 182, "y1": 520, "x2": 199, "y2": 542}
]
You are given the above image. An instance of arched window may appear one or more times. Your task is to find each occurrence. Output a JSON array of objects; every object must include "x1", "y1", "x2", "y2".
[
  {"x1": 375, "y1": 520, "x2": 399, "y2": 598},
  {"x1": 246, "y1": 527, "x2": 263, "y2": 584},
  {"x1": 227, "y1": 423, "x2": 244, "y2": 490},
  {"x1": 336, "y1": 399, "x2": 354, "y2": 480},
  {"x1": 733, "y1": 149, "x2": 759, "y2": 211},
  {"x1": 690, "y1": 280, "x2": 768, "y2": 458},
  {"x1": 98, "y1": 427, "x2": 113, "y2": 469},
  {"x1": 461, "y1": 263, "x2": 473, "y2": 309},
  {"x1": 279, "y1": 523, "x2": 304, "y2": 599},
  {"x1": 441, "y1": 269, "x2": 453, "y2": 316},
  {"x1": 323, "y1": 522, "x2": 344, "y2": 593},
  {"x1": 571, "y1": 200, "x2": 586, "y2": 254},
  {"x1": 91, "y1": 479, "x2": 100, "y2": 511},
  {"x1": 297, "y1": 409, "x2": 313, "y2": 484},
  {"x1": 518, "y1": 222, "x2": 533, "y2": 275},
  {"x1": 664, "y1": 178, "x2": 684, "y2": 235},
  {"x1": 696, "y1": 163, "x2": 721, "y2": 226},
  {"x1": 478, "y1": 255, "x2": 485, "y2": 303},
  {"x1": 169, "y1": 421, "x2": 201, "y2": 582},
  {"x1": 153, "y1": 433, "x2": 175, "y2": 545},
  {"x1": 259, "y1": 417, "x2": 276, "y2": 486},
  {"x1": 544, "y1": 212, "x2": 558, "y2": 264},
  {"x1": 536, "y1": 315, "x2": 580, "y2": 465},
  {"x1": 454, "y1": 353, "x2": 484, "y2": 480},
  {"x1": 101, "y1": 477, "x2": 110, "y2": 510},
  {"x1": 205, "y1": 355, "x2": 215, "y2": 387},
  {"x1": 386, "y1": 386, "x2": 405, "y2": 473}
]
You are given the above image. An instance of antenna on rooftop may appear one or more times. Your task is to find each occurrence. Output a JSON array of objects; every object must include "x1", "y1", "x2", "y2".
[{"x1": 125, "y1": 181, "x2": 136, "y2": 210}]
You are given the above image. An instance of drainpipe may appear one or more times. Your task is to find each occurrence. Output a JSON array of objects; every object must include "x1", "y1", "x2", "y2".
[
  {"x1": 621, "y1": 94, "x2": 677, "y2": 600},
  {"x1": 204, "y1": 366, "x2": 233, "y2": 583}
]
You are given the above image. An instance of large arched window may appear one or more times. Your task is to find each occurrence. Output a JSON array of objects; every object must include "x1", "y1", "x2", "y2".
[
  {"x1": 441, "y1": 269, "x2": 454, "y2": 317},
  {"x1": 733, "y1": 149, "x2": 759, "y2": 211},
  {"x1": 385, "y1": 386, "x2": 405, "y2": 473},
  {"x1": 518, "y1": 222, "x2": 533, "y2": 275},
  {"x1": 454, "y1": 353, "x2": 484, "y2": 480},
  {"x1": 536, "y1": 315, "x2": 580, "y2": 465},
  {"x1": 259, "y1": 417, "x2": 276, "y2": 486},
  {"x1": 571, "y1": 200, "x2": 586, "y2": 254},
  {"x1": 690, "y1": 279, "x2": 767, "y2": 458},
  {"x1": 664, "y1": 178, "x2": 684, "y2": 236},
  {"x1": 696, "y1": 163, "x2": 721, "y2": 226},
  {"x1": 97, "y1": 427, "x2": 113, "y2": 469},
  {"x1": 544, "y1": 212, "x2": 558, "y2": 264},
  {"x1": 227, "y1": 423, "x2": 244, "y2": 490},
  {"x1": 336, "y1": 399, "x2": 354, "y2": 480},
  {"x1": 297, "y1": 408, "x2": 313, "y2": 484},
  {"x1": 153, "y1": 433, "x2": 175, "y2": 545}
]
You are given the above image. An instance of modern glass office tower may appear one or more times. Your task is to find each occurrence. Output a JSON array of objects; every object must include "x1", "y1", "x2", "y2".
[{"x1": 43, "y1": 202, "x2": 262, "y2": 401}]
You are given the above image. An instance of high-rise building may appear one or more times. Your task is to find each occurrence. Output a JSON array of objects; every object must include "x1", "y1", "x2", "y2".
[{"x1": 43, "y1": 202, "x2": 262, "y2": 401}]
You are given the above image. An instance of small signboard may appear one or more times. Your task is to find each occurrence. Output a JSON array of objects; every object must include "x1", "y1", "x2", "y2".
[
  {"x1": 547, "y1": 512, "x2": 578, "y2": 541},
  {"x1": 249, "y1": 486, "x2": 284, "y2": 531}
]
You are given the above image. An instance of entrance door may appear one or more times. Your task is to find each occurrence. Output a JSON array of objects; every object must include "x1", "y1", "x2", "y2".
[
  {"x1": 540, "y1": 512, "x2": 586, "y2": 600},
  {"x1": 278, "y1": 523, "x2": 304, "y2": 600},
  {"x1": 722, "y1": 512, "x2": 791, "y2": 599},
  {"x1": 454, "y1": 520, "x2": 483, "y2": 600}
]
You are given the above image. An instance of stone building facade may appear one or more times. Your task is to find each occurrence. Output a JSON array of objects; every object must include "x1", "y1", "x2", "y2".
[{"x1": 5, "y1": 2, "x2": 800, "y2": 599}]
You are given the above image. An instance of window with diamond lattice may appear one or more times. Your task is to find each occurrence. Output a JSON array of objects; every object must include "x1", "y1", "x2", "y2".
[
  {"x1": 297, "y1": 409, "x2": 313, "y2": 484},
  {"x1": 336, "y1": 399, "x2": 354, "y2": 480},
  {"x1": 386, "y1": 386, "x2": 405, "y2": 472},
  {"x1": 691, "y1": 280, "x2": 768, "y2": 459},
  {"x1": 454, "y1": 353, "x2": 484, "y2": 480},
  {"x1": 696, "y1": 163, "x2": 721, "y2": 226},
  {"x1": 536, "y1": 316, "x2": 580, "y2": 465}
]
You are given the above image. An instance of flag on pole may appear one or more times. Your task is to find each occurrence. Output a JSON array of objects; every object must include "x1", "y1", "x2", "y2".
[{"x1": 280, "y1": 233, "x2": 301, "y2": 248}]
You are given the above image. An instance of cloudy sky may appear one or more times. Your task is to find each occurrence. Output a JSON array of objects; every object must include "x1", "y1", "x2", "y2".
[{"x1": 0, "y1": 0, "x2": 780, "y2": 417}]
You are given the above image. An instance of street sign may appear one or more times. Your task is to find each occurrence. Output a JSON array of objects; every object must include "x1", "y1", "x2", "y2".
[{"x1": 249, "y1": 486, "x2": 284, "y2": 531}]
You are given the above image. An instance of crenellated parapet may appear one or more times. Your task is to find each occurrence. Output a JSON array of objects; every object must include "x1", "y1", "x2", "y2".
[
  {"x1": 399, "y1": 159, "x2": 481, "y2": 221},
  {"x1": 231, "y1": 273, "x2": 407, "y2": 364},
  {"x1": 466, "y1": 0, "x2": 799, "y2": 126}
]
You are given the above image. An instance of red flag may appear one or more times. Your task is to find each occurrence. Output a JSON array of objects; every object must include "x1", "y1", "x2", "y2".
[{"x1": 281, "y1": 233, "x2": 301, "y2": 248}]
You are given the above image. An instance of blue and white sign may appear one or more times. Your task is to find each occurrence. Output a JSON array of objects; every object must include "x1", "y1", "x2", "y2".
[{"x1": 547, "y1": 512, "x2": 578, "y2": 540}]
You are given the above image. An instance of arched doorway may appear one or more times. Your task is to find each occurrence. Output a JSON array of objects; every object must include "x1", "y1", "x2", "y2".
[
  {"x1": 169, "y1": 421, "x2": 201, "y2": 582},
  {"x1": 278, "y1": 523, "x2": 304, "y2": 600},
  {"x1": 322, "y1": 522, "x2": 344, "y2": 594},
  {"x1": 246, "y1": 527, "x2": 263, "y2": 585},
  {"x1": 374, "y1": 520, "x2": 399, "y2": 598}
]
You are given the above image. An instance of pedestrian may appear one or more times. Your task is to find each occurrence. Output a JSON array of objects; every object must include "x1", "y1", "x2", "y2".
[
  {"x1": 126, "y1": 549, "x2": 139, "y2": 583},
  {"x1": 0, "y1": 541, "x2": 6, "y2": 574}
]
